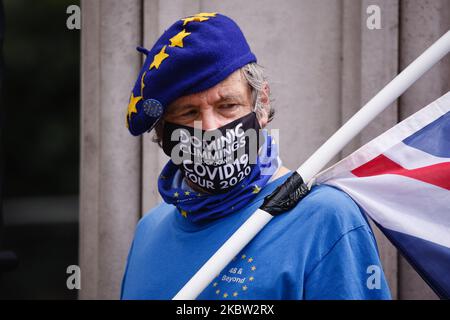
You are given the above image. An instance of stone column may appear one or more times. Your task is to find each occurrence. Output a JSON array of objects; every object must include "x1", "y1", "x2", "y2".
[{"x1": 79, "y1": 0, "x2": 142, "y2": 299}]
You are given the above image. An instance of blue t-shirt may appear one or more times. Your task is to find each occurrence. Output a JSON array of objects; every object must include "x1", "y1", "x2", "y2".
[{"x1": 121, "y1": 173, "x2": 391, "y2": 300}]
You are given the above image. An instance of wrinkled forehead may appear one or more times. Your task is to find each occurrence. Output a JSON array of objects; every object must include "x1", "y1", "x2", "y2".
[{"x1": 167, "y1": 69, "x2": 252, "y2": 111}]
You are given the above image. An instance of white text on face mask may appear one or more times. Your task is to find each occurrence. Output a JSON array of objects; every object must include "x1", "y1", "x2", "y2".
[{"x1": 182, "y1": 154, "x2": 251, "y2": 190}]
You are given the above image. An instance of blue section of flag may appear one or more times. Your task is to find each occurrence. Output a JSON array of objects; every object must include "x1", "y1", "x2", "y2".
[
  {"x1": 403, "y1": 111, "x2": 450, "y2": 158},
  {"x1": 376, "y1": 222, "x2": 450, "y2": 299}
]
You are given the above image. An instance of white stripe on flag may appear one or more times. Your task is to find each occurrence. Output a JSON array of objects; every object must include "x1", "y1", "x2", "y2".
[
  {"x1": 383, "y1": 142, "x2": 450, "y2": 170},
  {"x1": 324, "y1": 174, "x2": 450, "y2": 248}
]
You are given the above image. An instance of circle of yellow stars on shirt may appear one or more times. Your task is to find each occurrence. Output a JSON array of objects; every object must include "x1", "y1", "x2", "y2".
[
  {"x1": 212, "y1": 252, "x2": 257, "y2": 299},
  {"x1": 126, "y1": 12, "x2": 217, "y2": 127}
]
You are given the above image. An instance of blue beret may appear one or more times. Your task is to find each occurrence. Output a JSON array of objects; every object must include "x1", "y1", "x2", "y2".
[{"x1": 126, "y1": 12, "x2": 257, "y2": 136}]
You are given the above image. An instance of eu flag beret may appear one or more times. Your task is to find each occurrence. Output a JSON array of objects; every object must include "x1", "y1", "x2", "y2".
[{"x1": 126, "y1": 12, "x2": 257, "y2": 136}]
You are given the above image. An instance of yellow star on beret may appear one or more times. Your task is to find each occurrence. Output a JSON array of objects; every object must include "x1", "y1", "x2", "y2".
[
  {"x1": 149, "y1": 45, "x2": 169, "y2": 70},
  {"x1": 169, "y1": 29, "x2": 191, "y2": 48},
  {"x1": 140, "y1": 71, "x2": 147, "y2": 94},
  {"x1": 181, "y1": 16, "x2": 208, "y2": 26},
  {"x1": 196, "y1": 12, "x2": 217, "y2": 17},
  {"x1": 181, "y1": 12, "x2": 217, "y2": 26},
  {"x1": 126, "y1": 92, "x2": 142, "y2": 128},
  {"x1": 127, "y1": 92, "x2": 141, "y2": 118}
]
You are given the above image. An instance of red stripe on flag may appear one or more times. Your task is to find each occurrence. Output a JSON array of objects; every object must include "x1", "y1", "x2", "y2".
[{"x1": 351, "y1": 154, "x2": 450, "y2": 190}]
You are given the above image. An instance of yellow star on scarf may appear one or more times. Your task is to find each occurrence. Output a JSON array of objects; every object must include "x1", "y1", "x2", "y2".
[
  {"x1": 251, "y1": 266, "x2": 256, "y2": 271},
  {"x1": 223, "y1": 293, "x2": 228, "y2": 298},
  {"x1": 233, "y1": 292, "x2": 238, "y2": 297},
  {"x1": 184, "y1": 191, "x2": 190, "y2": 196},
  {"x1": 249, "y1": 276, "x2": 254, "y2": 281},
  {"x1": 248, "y1": 257, "x2": 253, "y2": 263},
  {"x1": 181, "y1": 210, "x2": 188, "y2": 218},
  {"x1": 149, "y1": 45, "x2": 169, "y2": 70},
  {"x1": 252, "y1": 185, "x2": 261, "y2": 194},
  {"x1": 242, "y1": 285, "x2": 248, "y2": 291},
  {"x1": 127, "y1": 92, "x2": 141, "y2": 118},
  {"x1": 215, "y1": 289, "x2": 220, "y2": 295},
  {"x1": 174, "y1": 192, "x2": 179, "y2": 197},
  {"x1": 169, "y1": 29, "x2": 191, "y2": 48}
]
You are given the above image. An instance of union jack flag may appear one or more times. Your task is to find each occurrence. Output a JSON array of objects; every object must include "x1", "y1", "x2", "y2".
[{"x1": 315, "y1": 92, "x2": 450, "y2": 298}]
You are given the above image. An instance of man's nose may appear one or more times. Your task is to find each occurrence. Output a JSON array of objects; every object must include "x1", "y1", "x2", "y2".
[{"x1": 197, "y1": 109, "x2": 220, "y2": 131}]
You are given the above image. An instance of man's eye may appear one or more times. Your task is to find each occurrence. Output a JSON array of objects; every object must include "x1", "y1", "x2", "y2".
[
  {"x1": 181, "y1": 110, "x2": 197, "y2": 117},
  {"x1": 220, "y1": 104, "x2": 238, "y2": 110}
]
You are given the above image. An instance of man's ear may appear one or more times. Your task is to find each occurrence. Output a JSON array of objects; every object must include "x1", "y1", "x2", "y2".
[{"x1": 258, "y1": 82, "x2": 270, "y2": 128}]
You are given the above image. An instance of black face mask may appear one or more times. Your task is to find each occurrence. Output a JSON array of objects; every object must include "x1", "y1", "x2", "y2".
[{"x1": 162, "y1": 112, "x2": 262, "y2": 194}]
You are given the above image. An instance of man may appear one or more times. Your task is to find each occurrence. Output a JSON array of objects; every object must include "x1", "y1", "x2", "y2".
[{"x1": 121, "y1": 12, "x2": 391, "y2": 300}]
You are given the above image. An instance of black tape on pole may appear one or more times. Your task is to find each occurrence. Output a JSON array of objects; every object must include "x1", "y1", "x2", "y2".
[{"x1": 260, "y1": 171, "x2": 310, "y2": 216}]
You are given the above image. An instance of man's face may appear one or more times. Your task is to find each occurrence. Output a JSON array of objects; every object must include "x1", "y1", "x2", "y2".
[{"x1": 164, "y1": 70, "x2": 254, "y2": 129}]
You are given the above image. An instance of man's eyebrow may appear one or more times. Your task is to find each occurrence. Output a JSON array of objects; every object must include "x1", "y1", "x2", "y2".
[
  {"x1": 169, "y1": 94, "x2": 245, "y2": 112},
  {"x1": 166, "y1": 103, "x2": 195, "y2": 114},
  {"x1": 218, "y1": 93, "x2": 244, "y2": 103}
]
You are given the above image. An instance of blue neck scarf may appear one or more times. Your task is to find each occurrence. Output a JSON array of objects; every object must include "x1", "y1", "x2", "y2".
[{"x1": 158, "y1": 131, "x2": 280, "y2": 223}]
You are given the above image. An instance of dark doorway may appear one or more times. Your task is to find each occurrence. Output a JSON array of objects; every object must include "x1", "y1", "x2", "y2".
[{"x1": 0, "y1": 0, "x2": 80, "y2": 299}]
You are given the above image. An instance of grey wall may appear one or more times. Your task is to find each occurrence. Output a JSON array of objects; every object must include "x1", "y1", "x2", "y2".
[
  {"x1": 79, "y1": 0, "x2": 142, "y2": 299},
  {"x1": 79, "y1": 0, "x2": 450, "y2": 299}
]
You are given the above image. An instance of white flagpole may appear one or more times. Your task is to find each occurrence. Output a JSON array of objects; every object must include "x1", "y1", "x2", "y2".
[{"x1": 173, "y1": 30, "x2": 450, "y2": 300}]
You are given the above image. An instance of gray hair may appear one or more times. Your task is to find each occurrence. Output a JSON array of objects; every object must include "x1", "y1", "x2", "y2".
[
  {"x1": 241, "y1": 63, "x2": 275, "y2": 123},
  {"x1": 152, "y1": 63, "x2": 275, "y2": 146}
]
